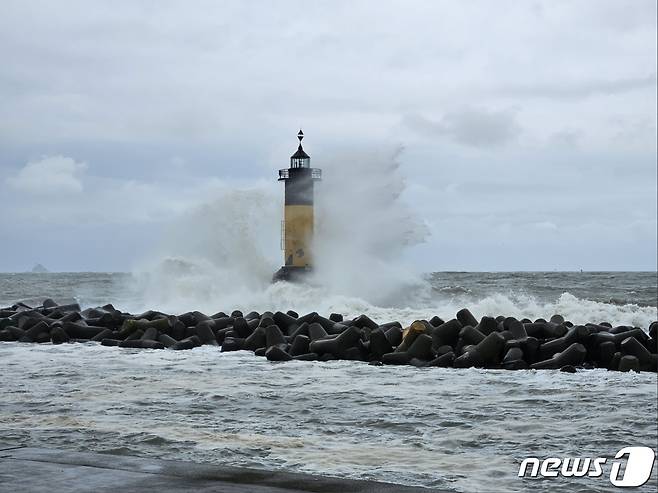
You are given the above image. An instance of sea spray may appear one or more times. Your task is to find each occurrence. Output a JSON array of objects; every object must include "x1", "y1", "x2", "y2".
[
  {"x1": 130, "y1": 186, "x2": 280, "y2": 311},
  {"x1": 312, "y1": 145, "x2": 430, "y2": 305},
  {"x1": 130, "y1": 146, "x2": 431, "y2": 311}
]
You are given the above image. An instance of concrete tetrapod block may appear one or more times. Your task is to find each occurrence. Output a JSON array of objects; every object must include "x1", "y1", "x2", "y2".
[
  {"x1": 244, "y1": 326, "x2": 267, "y2": 351},
  {"x1": 384, "y1": 326, "x2": 403, "y2": 347},
  {"x1": 307, "y1": 323, "x2": 329, "y2": 341},
  {"x1": 296, "y1": 312, "x2": 318, "y2": 325},
  {"x1": 522, "y1": 322, "x2": 547, "y2": 339},
  {"x1": 649, "y1": 321, "x2": 657, "y2": 339},
  {"x1": 272, "y1": 311, "x2": 298, "y2": 332},
  {"x1": 538, "y1": 325, "x2": 590, "y2": 360},
  {"x1": 90, "y1": 328, "x2": 114, "y2": 342},
  {"x1": 194, "y1": 320, "x2": 217, "y2": 345},
  {"x1": 293, "y1": 352, "x2": 319, "y2": 361},
  {"x1": 503, "y1": 337, "x2": 540, "y2": 364},
  {"x1": 382, "y1": 334, "x2": 434, "y2": 365},
  {"x1": 618, "y1": 355, "x2": 640, "y2": 372},
  {"x1": 172, "y1": 336, "x2": 202, "y2": 350},
  {"x1": 221, "y1": 337, "x2": 245, "y2": 352},
  {"x1": 430, "y1": 318, "x2": 462, "y2": 350},
  {"x1": 352, "y1": 314, "x2": 379, "y2": 330},
  {"x1": 19, "y1": 321, "x2": 49, "y2": 342},
  {"x1": 608, "y1": 352, "x2": 622, "y2": 371},
  {"x1": 405, "y1": 333, "x2": 434, "y2": 360},
  {"x1": 100, "y1": 338, "x2": 121, "y2": 347},
  {"x1": 542, "y1": 322, "x2": 568, "y2": 339},
  {"x1": 506, "y1": 319, "x2": 527, "y2": 340},
  {"x1": 456, "y1": 308, "x2": 478, "y2": 328},
  {"x1": 157, "y1": 333, "x2": 178, "y2": 348},
  {"x1": 265, "y1": 325, "x2": 287, "y2": 349},
  {"x1": 50, "y1": 326, "x2": 70, "y2": 344},
  {"x1": 397, "y1": 321, "x2": 427, "y2": 352},
  {"x1": 289, "y1": 335, "x2": 310, "y2": 356},
  {"x1": 288, "y1": 323, "x2": 309, "y2": 340},
  {"x1": 368, "y1": 328, "x2": 393, "y2": 361},
  {"x1": 596, "y1": 340, "x2": 617, "y2": 368},
  {"x1": 646, "y1": 337, "x2": 657, "y2": 354},
  {"x1": 503, "y1": 347, "x2": 524, "y2": 363},
  {"x1": 232, "y1": 317, "x2": 254, "y2": 338},
  {"x1": 454, "y1": 332, "x2": 506, "y2": 368},
  {"x1": 118, "y1": 318, "x2": 169, "y2": 339},
  {"x1": 620, "y1": 336, "x2": 657, "y2": 372},
  {"x1": 309, "y1": 326, "x2": 361, "y2": 357},
  {"x1": 118, "y1": 339, "x2": 165, "y2": 349},
  {"x1": 458, "y1": 325, "x2": 486, "y2": 346},
  {"x1": 589, "y1": 328, "x2": 648, "y2": 348},
  {"x1": 502, "y1": 347, "x2": 528, "y2": 370},
  {"x1": 531, "y1": 343, "x2": 587, "y2": 370},
  {"x1": 140, "y1": 326, "x2": 159, "y2": 342},
  {"x1": 475, "y1": 316, "x2": 499, "y2": 336},
  {"x1": 265, "y1": 345, "x2": 293, "y2": 361},
  {"x1": 427, "y1": 351, "x2": 455, "y2": 367}
]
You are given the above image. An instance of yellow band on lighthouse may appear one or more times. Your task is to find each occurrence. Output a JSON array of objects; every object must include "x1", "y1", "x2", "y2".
[{"x1": 284, "y1": 205, "x2": 314, "y2": 267}]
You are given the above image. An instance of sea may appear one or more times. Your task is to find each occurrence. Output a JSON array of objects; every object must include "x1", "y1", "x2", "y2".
[{"x1": 1, "y1": 271, "x2": 656, "y2": 493}]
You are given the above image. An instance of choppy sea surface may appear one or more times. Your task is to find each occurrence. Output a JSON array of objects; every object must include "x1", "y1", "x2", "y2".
[{"x1": 1, "y1": 271, "x2": 657, "y2": 492}]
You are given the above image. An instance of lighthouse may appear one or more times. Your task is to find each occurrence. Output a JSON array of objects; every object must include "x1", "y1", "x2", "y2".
[{"x1": 273, "y1": 130, "x2": 322, "y2": 282}]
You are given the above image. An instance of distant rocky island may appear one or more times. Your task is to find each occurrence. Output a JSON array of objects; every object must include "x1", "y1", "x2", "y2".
[{"x1": 30, "y1": 264, "x2": 49, "y2": 273}]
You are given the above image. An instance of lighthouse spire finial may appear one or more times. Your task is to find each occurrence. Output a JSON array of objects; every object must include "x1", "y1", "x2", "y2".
[{"x1": 297, "y1": 129, "x2": 304, "y2": 144}]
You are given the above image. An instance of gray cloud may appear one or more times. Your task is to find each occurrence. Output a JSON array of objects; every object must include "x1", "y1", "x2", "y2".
[
  {"x1": 548, "y1": 129, "x2": 582, "y2": 149},
  {"x1": 0, "y1": 0, "x2": 655, "y2": 271},
  {"x1": 402, "y1": 108, "x2": 521, "y2": 148},
  {"x1": 494, "y1": 74, "x2": 657, "y2": 100}
]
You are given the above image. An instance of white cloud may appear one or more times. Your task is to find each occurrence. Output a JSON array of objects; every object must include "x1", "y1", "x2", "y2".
[{"x1": 6, "y1": 156, "x2": 87, "y2": 194}]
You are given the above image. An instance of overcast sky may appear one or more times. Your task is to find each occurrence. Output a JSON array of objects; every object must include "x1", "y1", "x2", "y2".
[{"x1": 0, "y1": 0, "x2": 656, "y2": 272}]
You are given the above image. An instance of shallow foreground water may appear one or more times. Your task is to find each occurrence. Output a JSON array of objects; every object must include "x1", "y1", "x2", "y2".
[{"x1": 1, "y1": 343, "x2": 656, "y2": 493}]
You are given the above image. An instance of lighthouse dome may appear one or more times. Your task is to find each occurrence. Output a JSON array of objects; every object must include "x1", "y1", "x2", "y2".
[
  {"x1": 291, "y1": 145, "x2": 310, "y2": 160},
  {"x1": 290, "y1": 130, "x2": 310, "y2": 168}
]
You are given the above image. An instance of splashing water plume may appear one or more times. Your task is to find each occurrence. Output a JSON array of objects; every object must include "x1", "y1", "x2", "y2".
[
  {"x1": 131, "y1": 147, "x2": 431, "y2": 313},
  {"x1": 131, "y1": 186, "x2": 281, "y2": 311},
  {"x1": 311, "y1": 146, "x2": 430, "y2": 306}
]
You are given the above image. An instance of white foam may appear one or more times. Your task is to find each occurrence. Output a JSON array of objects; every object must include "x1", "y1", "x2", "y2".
[{"x1": 121, "y1": 268, "x2": 657, "y2": 330}]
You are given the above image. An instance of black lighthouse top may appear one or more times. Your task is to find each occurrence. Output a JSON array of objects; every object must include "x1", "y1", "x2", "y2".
[
  {"x1": 290, "y1": 130, "x2": 310, "y2": 168},
  {"x1": 279, "y1": 130, "x2": 322, "y2": 181}
]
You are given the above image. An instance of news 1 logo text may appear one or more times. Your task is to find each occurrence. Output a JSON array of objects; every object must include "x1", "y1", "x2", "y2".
[{"x1": 518, "y1": 446, "x2": 656, "y2": 487}]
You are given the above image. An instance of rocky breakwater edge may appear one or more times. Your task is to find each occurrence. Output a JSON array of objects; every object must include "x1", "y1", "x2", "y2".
[{"x1": 1, "y1": 298, "x2": 657, "y2": 373}]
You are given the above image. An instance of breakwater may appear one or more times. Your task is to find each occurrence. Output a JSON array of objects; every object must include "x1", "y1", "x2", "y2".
[{"x1": 1, "y1": 298, "x2": 656, "y2": 373}]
